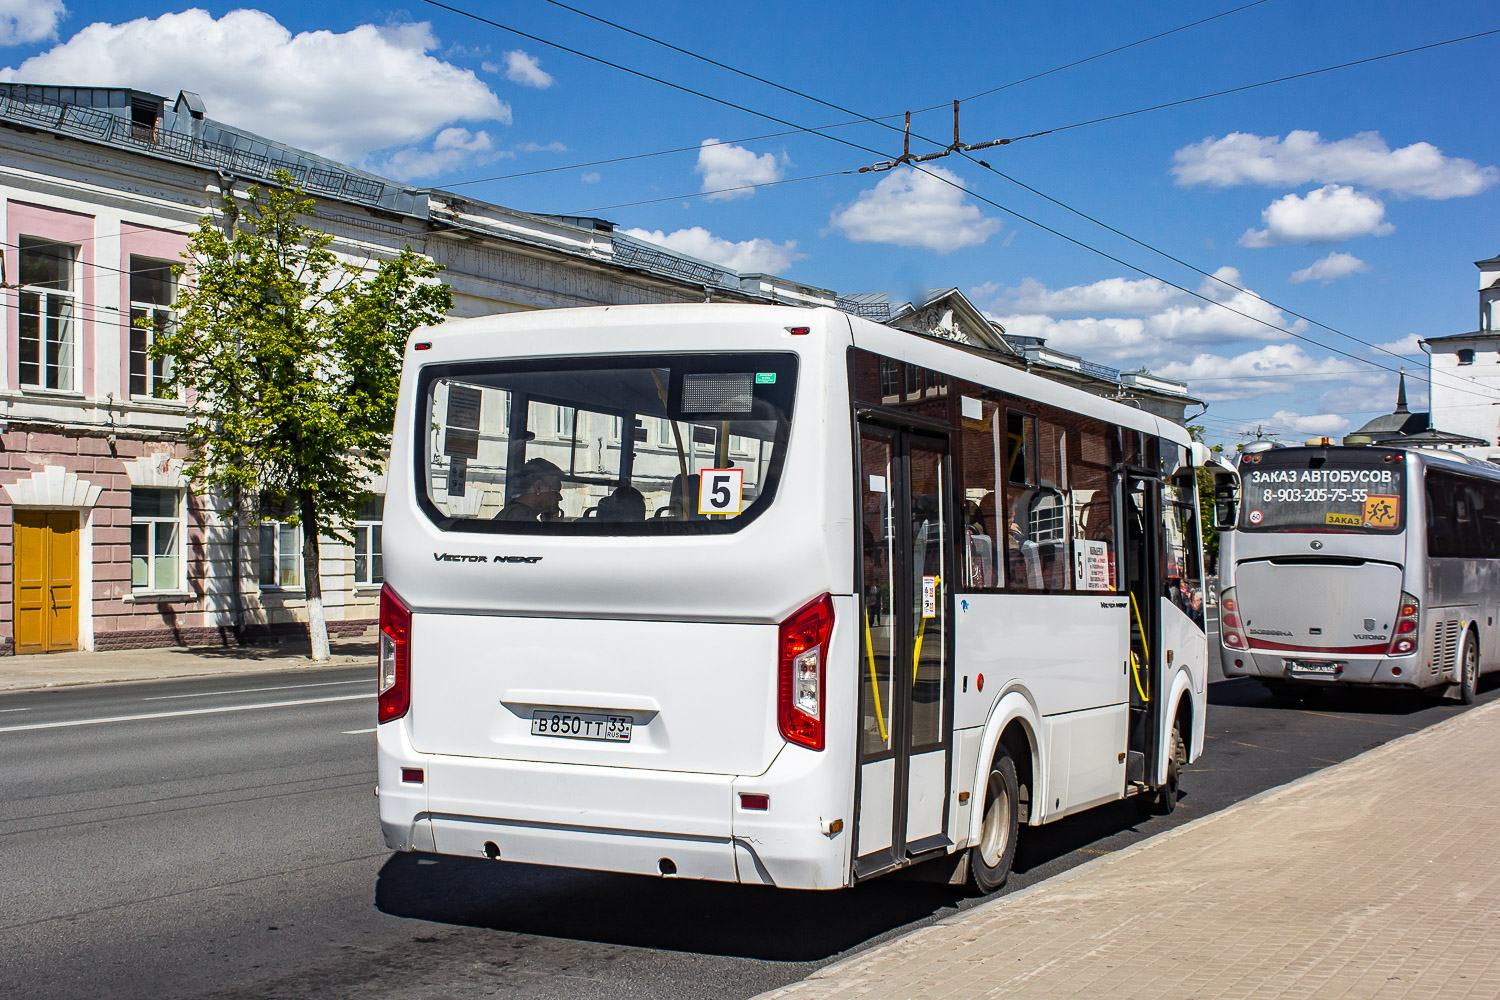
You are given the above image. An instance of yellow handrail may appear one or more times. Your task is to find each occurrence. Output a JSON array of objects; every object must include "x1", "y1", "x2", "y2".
[
  {"x1": 1128, "y1": 591, "x2": 1150, "y2": 702},
  {"x1": 863, "y1": 606, "x2": 889, "y2": 744}
]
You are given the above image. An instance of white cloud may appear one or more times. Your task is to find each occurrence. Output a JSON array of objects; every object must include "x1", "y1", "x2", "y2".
[
  {"x1": 1289, "y1": 251, "x2": 1371, "y2": 285},
  {"x1": 1, "y1": 9, "x2": 509, "y2": 164},
  {"x1": 830, "y1": 166, "x2": 1001, "y2": 254},
  {"x1": 503, "y1": 49, "x2": 553, "y2": 89},
  {"x1": 1251, "y1": 410, "x2": 1352, "y2": 438},
  {"x1": 515, "y1": 141, "x2": 566, "y2": 154},
  {"x1": 1373, "y1": 333, "x2": 1423, "y2": 355},
  {"x1": 1155, "y1": 344, "x2": 1354, "y2": 402},
  {"x1": 481, "y1": 61, "x2": 500, "y2": 74},
  {"x1": 1172, "y1": 130, "x2": 1497, "y2": 200},
  {"x1": 581, "y1": 171, "x2": 601, "y2": 183},
  {"x1": 974, "y1": 275, "x2": 1177, "y2": 315},
  {"x1": 695, "y1": 139, "x2": 785, "y2": 201},
  {"x1": 988, "y1": 267, "x2": 1307, "y2": 365},
  {"x1": 622, "y1": 226, "x2": 805, "y2": 274},
  {"x1": 1239, "y1": 185, "x2": 1394, "y2": 247},
  {"x1": 375, "y1": 128, "x2": 507, "y2": 181},
  {"x1": 0, "y1": 0, "x2": 65, "y2": 45}
]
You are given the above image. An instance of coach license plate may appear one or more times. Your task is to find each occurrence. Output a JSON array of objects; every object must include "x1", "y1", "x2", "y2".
[
  {"x1": 1286, "y1": 659, "x2": 1343, "y2": 676},
  {"x1": 531, "y1": 711, "x2": 633, "y2": 742}
]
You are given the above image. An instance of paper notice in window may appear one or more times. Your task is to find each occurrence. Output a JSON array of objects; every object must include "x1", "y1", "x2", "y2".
[{"x1": 443, "y1": 385, "x2": 482, "y2": 459}]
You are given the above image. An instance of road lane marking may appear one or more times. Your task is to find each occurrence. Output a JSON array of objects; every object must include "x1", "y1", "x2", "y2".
[
  {"x1": 0, "y1": 693, "x2": 373, "y2": 734},
  {"x1": 0, "y1": 708, "x2": 32, "y2": 713},
  {"x1": 342, "y1": 727, "x2": 376, "y2": 734},
  {"x1": 142, "y1": 678, "x2": 372, "y2": 701}
]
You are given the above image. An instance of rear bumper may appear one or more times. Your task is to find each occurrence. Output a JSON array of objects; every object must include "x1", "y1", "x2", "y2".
[
  {"x1": 377, "y1": 718, "x2": 853, "y2": 890},
  {"x1": 1219, "y1": 645, "x2": 1423, "y2": 687}
]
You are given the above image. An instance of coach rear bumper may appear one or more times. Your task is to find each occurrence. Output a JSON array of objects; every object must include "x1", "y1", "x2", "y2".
[{"x1": 1219, "y1": 645, "x2": 1422, "y2": 687}]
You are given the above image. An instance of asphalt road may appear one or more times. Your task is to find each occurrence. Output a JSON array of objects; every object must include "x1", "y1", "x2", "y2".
[{"x1": 2, "y1": 652, "x2": 1495, "y2": 1000}]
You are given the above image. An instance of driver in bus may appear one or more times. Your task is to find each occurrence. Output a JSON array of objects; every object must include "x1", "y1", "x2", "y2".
[{"x1": 496, "y1": 458, "x2": 565, "y2": 522}]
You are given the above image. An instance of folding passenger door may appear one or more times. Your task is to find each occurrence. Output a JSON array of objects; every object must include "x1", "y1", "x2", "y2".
[{"x1": 853, "y1": 421, "x2": 953, "y2": 878}]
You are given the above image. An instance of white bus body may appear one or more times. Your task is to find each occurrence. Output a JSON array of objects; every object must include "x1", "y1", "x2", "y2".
[
  {"x1": 1219, "y1": 445, "x2": 1500, "y2": 701},
  {"x1": 377, "y1": 304, "x2": 1208, "y2": 890}
]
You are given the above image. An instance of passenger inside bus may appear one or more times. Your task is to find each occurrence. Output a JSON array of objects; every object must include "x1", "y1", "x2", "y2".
[
  {"x1": 595, "y1": 485, "x2": 646, "y2": 522},
  {"x1": 495, "y1": 458, "x2": 565, "y2": 522}
]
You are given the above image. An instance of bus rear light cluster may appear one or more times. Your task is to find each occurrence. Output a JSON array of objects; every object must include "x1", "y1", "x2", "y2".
[
  {"x1": 378, "y1": 584, "x2": 412, "y2": 723},
  {"x1": 778, "y1": 594, "x2": 834, "y2": 751},
  {"x1": 1388, "y1": 592, "x2": 1419, "y2": 656},
  {"x1": 1219, "y1": 588, "x2": 1249, "y2": 650}
]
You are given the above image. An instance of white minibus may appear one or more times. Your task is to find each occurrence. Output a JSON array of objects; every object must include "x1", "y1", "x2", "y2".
[{"x1": 376, "y1": 303, "x2": 1208, "y2": 891}]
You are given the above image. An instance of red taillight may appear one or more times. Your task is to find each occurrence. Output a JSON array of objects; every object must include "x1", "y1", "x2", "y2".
[
  {"x1": 378, "y1": 584, "x2": 411, "y2": 723},
  {"x1": 778, "y1": 594, "x2": 834, "y2": 751},
  {"x1": 1219, "y1": 587, "x2": 1249, "y2": 651},
  {"x1": 1388, "y1": 592, "x2": 1419, "y2": 657}
]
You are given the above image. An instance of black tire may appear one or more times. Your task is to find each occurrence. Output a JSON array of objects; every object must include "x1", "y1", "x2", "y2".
[
  {"x1": 1459, "y1": 632, "x2": 1479, "y2": 706},
  {"x1": 969, "y1": 751, "x2": 1020, "y2": 893},
  {"x1": 1150, "y1": 722, "x2": 1185, "y2": 815}
]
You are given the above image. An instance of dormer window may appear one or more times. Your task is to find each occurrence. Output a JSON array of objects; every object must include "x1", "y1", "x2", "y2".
[{"x1": 1457, "y1": 349, "x2": 1475, "y2": 366}]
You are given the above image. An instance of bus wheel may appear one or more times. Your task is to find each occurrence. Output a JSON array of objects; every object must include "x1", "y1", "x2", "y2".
[
  {"x1": 1150, "y1": 723, "x2": 1186, "y2": 815},
  {"x1": 1459, "y1": 633, "x2": 1479, "y2": 706},
  {"x1": 970, "y1": 751, "x2": 1019, "y2": 893}
]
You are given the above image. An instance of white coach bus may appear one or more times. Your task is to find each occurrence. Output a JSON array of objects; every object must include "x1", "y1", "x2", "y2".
[
  {"x1": 1218, "y1": 443, "x2": 1500, "y2": 703},
  {"x1": 376, "y1": 303, "x2": 1208, "y2": 891}
]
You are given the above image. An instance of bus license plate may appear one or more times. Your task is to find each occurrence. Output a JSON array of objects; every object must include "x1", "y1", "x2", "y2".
[
  {"x1": 1285, "y1": 659, "x2": 1343, "y2": 676},
  {"x1": 531, "y1": 711, "x2": 633, "y2": 742}
]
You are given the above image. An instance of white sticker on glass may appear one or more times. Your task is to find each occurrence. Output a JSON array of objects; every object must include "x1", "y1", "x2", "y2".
[
  {"x1": 960, "y1": 395, "x2": 982, "y2": 420},
  {"x1": 869, "y1": 475, "x2": 887, "y2": 494},
  {"x1": 922, "y1": 575, "x2": 937, "y2": 618},
  {"x1": 699, "y1": 468, "x2": 744, "y2": 514}
]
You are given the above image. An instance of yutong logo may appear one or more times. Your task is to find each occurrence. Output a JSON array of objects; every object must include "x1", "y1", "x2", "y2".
[{"x1": 433, "y1": 553, "x2": 543, "y2": 564}]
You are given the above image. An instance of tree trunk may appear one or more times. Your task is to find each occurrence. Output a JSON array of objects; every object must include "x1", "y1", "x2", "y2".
[{"x1": 299, "y1": 489, "x2": 331, "y2": 661}]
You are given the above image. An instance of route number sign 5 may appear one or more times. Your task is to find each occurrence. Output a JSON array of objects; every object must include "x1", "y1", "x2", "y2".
[{"x1": 699, "y1": 468, "x2": 745, "y2": 515}]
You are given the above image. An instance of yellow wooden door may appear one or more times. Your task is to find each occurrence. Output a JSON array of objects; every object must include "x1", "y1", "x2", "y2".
[{"x1": 13, "y1": 511, "x2": 79, "y2": 654}]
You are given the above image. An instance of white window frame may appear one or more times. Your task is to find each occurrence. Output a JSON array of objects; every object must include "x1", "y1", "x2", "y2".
[
  {"x1": 17, "y1": 236, "x2": 79, "y2": 392},
  {"x1": 353, "y1": 520, "x2": 383, "y2": 586},
  {"x1": 258, "y1": 520, "x2": 303, "y2": 590},
  {"x1": 130, "y1": 487, "x2": 186, "y2": 593},
  {"x1": 128, "y1": 255, "x2": 177, "y2": 399}
]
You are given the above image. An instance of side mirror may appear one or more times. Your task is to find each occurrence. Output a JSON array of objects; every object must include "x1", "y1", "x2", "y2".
[{"x1": 1213, "y1": 480, "x2": 1239, "y2": 531}]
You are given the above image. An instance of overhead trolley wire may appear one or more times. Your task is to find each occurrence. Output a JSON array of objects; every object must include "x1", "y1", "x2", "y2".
[
  {"x1": 441, "y1": 0, "x2": 1276, "y2": 186},
  {"x1": 422, "y1": 0, "x2": 1500, "y2": 406}
]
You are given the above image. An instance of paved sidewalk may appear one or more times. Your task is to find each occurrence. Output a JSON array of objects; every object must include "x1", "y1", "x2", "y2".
[
  {"x1": 759, "y1": 699, "x2": 1500, "y2": 1000},
  {"x1": 0, "y1": 633, "x2": 376, "y2": 692}
]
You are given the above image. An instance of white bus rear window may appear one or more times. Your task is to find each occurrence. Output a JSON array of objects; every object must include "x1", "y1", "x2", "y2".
[{"x1": 414, "y1": 353, "x2": 797, "y2": 534}]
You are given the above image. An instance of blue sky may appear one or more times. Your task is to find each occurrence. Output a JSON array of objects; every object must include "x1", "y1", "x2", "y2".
[{"x1": 4, "y1": 1, "x2": 1497, "y2": 447}]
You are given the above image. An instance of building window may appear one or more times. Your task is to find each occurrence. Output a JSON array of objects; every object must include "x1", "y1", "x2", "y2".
[
  {"x1": 1457, "y1": 349, "x2": 1476, "y2": 366},
  {"x1": 131, "y1": 488, "x2": 183, "y2": 592},
  {"x1": 878, "y1": 358, "x2": 900, "y2": 398},
  {"x1": 18, "y1": 236, "x2": 78, "y2": 391},
  {"x1": 129, "y1": 256, "x2": 176, "y2": 398},
  {"x1": 258, "y1": 519, "x2": 302, "y2": 589},
  {"x1": 354, "y1": 498, "x2": 383, "y2": 586}
]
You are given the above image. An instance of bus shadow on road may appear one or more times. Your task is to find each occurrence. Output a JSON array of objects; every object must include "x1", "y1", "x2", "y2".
[
  {"x1": 1206, "y1": 676, "x2": 1465, "y2": 716},
  {"x1": 374, "y1": 852, "x2": 967, "y2": 961}
]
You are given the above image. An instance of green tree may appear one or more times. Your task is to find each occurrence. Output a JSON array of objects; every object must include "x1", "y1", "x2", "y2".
[
  {"x1": 1187, "y1": 424, "x2": 1223, "y2": 567},
  {"x1": 155, "y1": 175, "x2": 452, "y2": 659}
]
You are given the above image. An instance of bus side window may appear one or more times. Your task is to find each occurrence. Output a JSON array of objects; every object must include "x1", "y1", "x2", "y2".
[{"x1": 956, "y1": 389, "x2": 1002, "y2": 589}]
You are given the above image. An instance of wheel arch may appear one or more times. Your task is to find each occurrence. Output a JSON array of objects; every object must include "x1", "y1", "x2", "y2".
[{"x1": 968, "y1": 688, "x2": 1043, "y2": 845}]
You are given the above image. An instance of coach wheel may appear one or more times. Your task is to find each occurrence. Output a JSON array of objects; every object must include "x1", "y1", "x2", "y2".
[
  {"x1": 1150, "y1": 722, "x2": 1185, "y2": 815},
  {"x1": 1459, "y1": 633, "x2": 1479, "y2": 706},
  {"x1": 970, "y1": 750, "x2": 1020, "y2": 894}
]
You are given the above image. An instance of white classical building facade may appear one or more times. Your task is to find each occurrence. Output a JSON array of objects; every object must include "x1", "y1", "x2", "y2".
[{"x1": 1422, "y1": 253, "x2": 1500, "y2": 463}]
